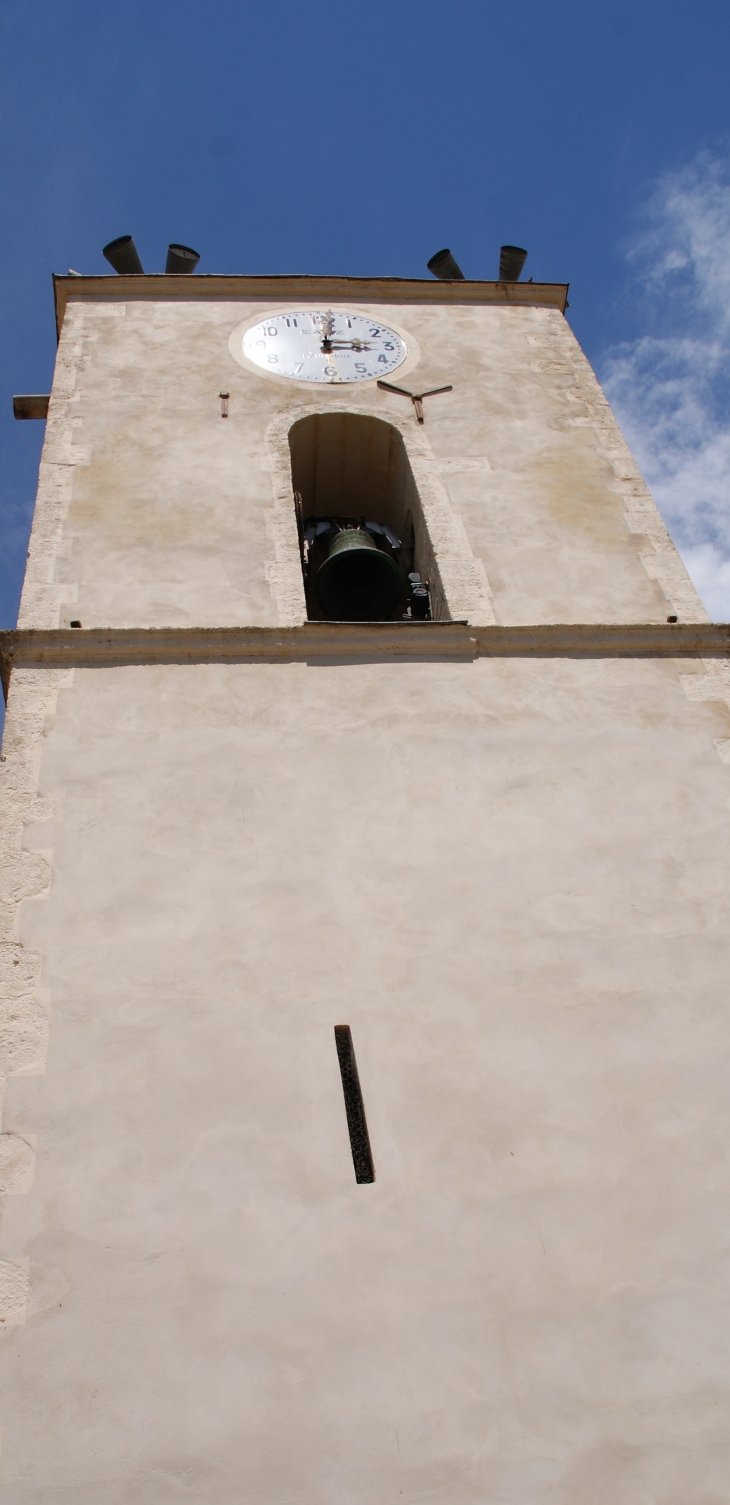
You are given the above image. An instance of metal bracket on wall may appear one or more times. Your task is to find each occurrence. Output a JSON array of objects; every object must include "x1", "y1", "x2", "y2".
[
  {"x1": 13, "y1": 395, "x2": 50, "y2": 420},
  {"x1": 377, "y1": 380, "x2": 453, "y2": 424}
]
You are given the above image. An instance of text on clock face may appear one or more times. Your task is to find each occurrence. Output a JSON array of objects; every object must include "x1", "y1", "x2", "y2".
[{"x1": 242, "y1": 310, "x2": 408, "y2": 383}]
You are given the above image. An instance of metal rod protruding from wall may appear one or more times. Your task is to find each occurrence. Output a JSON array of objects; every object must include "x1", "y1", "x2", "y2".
[{"x1": 377, "y1": 380, "x2": 453, "y2": 423}]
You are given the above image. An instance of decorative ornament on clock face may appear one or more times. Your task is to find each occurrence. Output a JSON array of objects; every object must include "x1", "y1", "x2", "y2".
[{"x1": 242, "y1": 309, "x2": 408, "y2": 383}]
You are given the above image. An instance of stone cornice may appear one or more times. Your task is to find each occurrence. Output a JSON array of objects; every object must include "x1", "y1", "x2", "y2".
[
  {"x1": 53, "y1": 273, "x2": 569, "y2": 338},
  {"x1": 2, "y1": 622, "x2": 729, "y2": 698}
]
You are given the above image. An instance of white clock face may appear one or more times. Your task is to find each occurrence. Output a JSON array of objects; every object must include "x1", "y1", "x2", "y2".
[{"x1": 242, "y1": 309, "x2": 407, "y2": 383}]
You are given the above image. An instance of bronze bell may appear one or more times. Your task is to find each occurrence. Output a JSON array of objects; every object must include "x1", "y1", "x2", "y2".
[{"x1": 314, "y1": 527, "x2": 403, "y2": 621}]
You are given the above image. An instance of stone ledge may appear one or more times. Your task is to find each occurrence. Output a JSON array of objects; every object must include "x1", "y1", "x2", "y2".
[
  {"x1": 53, "y1": 273, "x2": 569, "y2": 337},
  {"x1": 2, "y1": 622, "x2": 730, "y2": 693}
]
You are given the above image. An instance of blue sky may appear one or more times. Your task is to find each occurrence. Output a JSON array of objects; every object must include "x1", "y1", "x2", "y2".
[{"x1": 2, "y1": 0, "x2": 730, "y2": 624}]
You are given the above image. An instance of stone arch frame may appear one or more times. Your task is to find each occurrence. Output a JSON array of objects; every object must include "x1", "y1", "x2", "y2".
[{"x1": 263, "y1": 402, "x2": 495, "y2": 627}]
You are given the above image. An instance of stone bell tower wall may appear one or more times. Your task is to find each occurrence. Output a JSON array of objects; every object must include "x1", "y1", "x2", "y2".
[
  {"x1": 1, "y1": 277, "x2": 730, "y2": 1504},
  {"x1": 17, "y1": 278, "x2": 705, "y2": 635}
]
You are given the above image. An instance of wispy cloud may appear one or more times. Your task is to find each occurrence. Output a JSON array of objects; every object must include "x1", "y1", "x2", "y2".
[{"x1": 600, "y1": 151, "x2": 730, "y2": 620}]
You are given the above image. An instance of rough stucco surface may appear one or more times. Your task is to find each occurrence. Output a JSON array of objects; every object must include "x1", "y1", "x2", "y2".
[
  {"x1": 17, "y1": 296, "x2": 703, "y2": 632},
  {"x1": 2, "y1": 290, "x2": 730, "y2": 1503},
  {"x1": 0, "y1": 658, "x2": 730, "y2": 1503}
]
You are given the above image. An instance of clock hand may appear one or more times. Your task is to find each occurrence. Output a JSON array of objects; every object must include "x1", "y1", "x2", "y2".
[
  {"x1": 318, "y1": 309, "x2": 336, "y2": 351},
  {"x1": 318, "y1": 311, "x2": 372, "y2": 353}
]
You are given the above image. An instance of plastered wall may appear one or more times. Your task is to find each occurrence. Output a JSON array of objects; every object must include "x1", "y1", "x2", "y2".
[
  {"x1": 18, "y1": 294, "x2": 705, "y2": 632},
  {"x1": 2, "y1": 288, "x2": 730, "y2": 1504},
  {"x1": 1, "y1": 655, "x2": 730, "y2": 1502}
]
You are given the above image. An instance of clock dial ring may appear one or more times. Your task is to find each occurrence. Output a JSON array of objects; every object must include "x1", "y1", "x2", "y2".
[{"x1": 231, "y1": 308, "x2": 413, "y2": 385}]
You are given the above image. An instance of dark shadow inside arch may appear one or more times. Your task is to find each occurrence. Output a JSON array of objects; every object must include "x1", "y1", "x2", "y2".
[{"x1": 288, "y1": 411, "x2": 447, "y2": 622}]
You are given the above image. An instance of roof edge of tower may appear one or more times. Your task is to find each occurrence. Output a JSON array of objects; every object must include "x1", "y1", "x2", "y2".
[{"x1": 52, "y1": 273, "x2": 569, "y2": 341}]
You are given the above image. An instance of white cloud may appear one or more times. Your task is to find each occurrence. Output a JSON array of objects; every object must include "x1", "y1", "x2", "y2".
[{"x1": 599, "y1": 151, "x2": 730, "y2": 621}]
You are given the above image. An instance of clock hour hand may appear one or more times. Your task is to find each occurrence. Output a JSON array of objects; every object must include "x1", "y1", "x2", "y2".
[
  {"x1": 320, "y1": 337, "x2": 371, "y2": 351},
  {"x1": 318, "y1": 312, "x2": 371, "y2": 353}
]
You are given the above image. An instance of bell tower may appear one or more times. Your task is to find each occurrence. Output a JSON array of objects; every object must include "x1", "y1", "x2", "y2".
[{"x1": 2, "y1": 263, "x2": 730, "y2": 1502}]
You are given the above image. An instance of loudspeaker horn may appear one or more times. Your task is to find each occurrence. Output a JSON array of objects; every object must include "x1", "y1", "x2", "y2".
[
  {"x1": 498, "y1": 245, "x2": 528, "y2": 282},
  {"x1": 166, "y1": 243, "x2": 200, "y2": 274},
  {"x1": 102, "y1": 235, "x2": 144, "y2": 275},
  {"x1": 427, "y1": 248, "x2": 465, "y2": 281}
]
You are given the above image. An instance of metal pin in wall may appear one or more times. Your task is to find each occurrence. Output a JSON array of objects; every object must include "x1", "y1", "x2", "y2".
[
  {"x1": 220, "y1": 392, "x2": 229, "y2": 418},
  {"x1": 334, "y1": 1025, "x2": 375, "y2": 1184}
]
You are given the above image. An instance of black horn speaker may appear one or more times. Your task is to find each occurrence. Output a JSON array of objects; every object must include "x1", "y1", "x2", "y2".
[
  {"x1": 427, "y1": 248, "x2": 465, "y2": 281},
  {"x1": 498, "y1": 245, "x2": 528, "y2": 282},
  {"x1": 102, "y1": 235, "x2": 144, "y2": 275},
  {"x1": 166, "y1": 243, "x2": 200, "y2": 274}
]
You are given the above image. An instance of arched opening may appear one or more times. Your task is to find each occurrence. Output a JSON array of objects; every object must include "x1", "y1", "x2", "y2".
[{"x1": 289, "y1": 412, "x2": 441, "y2": 622}]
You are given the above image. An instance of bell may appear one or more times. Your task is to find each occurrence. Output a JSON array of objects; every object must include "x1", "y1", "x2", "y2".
[{"x1": 314, "y1": 527, "x2": 403, "y2": 621}]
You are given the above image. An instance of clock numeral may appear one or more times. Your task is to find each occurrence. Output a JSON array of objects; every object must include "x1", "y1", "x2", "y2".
[
  {"x1": 383, "y1": 342, "x2": 395, "y2": 350},
  {"x1": 369, "y1": 327, "x2": 381, "y2": 337},
  {"x1": 323, "y1": 365, "x2": 337, "y2": 377},
  {"x1": 267, "y1": 355, "x2": 279, "y2": 364},
  {"x1": 265, "y1": 326, "x2": 278, "y2": 336},
  {"x1": 293, "y1": 364, "x2": 304, "y2": 375},
  {"x1": 377, "y1": 354, "x2": 389, "y2": 364},
  {"x1": 354, "y1": 363, "x2": 368, "y2": 374}
]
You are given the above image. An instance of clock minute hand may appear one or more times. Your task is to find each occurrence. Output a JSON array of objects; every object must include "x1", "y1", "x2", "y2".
[{"x1": 318, "y1": 310, "x2": 335, "y2": 353}]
